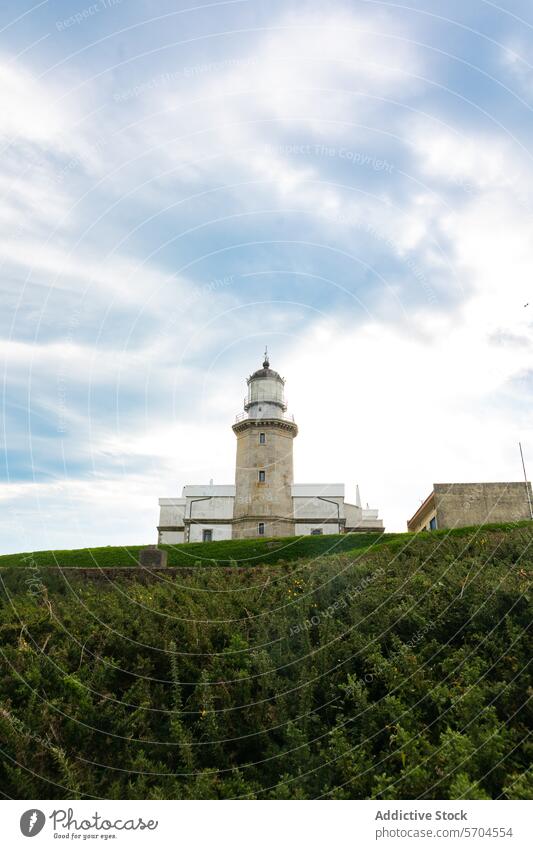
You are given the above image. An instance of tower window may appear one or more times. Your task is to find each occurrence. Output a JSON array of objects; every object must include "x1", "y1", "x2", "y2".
[
  {"x1": 258, "y1": 470, "x2": 266, "y2": 482},
  {"x1": 202, "y1": 529, "x2": 213, "y2": 542},
  {"x1": 311, "y1": 528, "x2": 323, "y2": 535},
  {"x1": 259, "y1": 432, "x2": 266, "y2": 444},
  {"x1": 258, "y1": 522, "x2": 265, "y2": 536}
]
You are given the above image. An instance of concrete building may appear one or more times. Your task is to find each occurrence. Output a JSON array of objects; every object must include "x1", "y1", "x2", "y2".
[
  {"x1": 407, "y1": 482, "x2": 533, "y2": 533},
  {"x1": 158, "y1": 353, "x2": 384, "y2": 543}
]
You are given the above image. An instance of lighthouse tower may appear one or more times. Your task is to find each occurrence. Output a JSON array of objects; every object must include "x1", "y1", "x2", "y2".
[
  {"x1": 232, "y1": 351, "x2": 298, "y2": 538},
  {"x1": 157, "y1": 353, "x2": 385, "y2": 544}
]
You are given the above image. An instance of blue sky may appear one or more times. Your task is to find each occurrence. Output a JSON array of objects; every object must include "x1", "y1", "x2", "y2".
[{"x1": 1, "y1": 0, "x2": 533, "y2": 552}]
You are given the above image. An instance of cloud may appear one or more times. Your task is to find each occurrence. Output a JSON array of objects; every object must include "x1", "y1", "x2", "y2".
[
  {"x1": 412, "y1": 124, "x2": 533, "y2": 330},
  {"x1": 500, "y1": 39, "x2": 533, "y2": 96},
  {"x1": 0, "y1": 61, "x2": 66, "y2": 145},
  {"x1": 286, "y1": 306, "x2": 531, "y2": 531},
  {"x1": 2, "y1": 1, "x2": 533, "y2": 552},
  {"x1": 113, "y1": 5, "x2": 423, "y2": 229},
  {"x1": 204, "y1": 7, "x2": 421, "y2": 132},
  {"x1": 0, "y1": 475, "x2": 161, "y2": 554}
]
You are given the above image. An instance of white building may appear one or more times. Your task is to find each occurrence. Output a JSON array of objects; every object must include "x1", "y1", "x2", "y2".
[{"x1": 158, "y1": 354, "x2": 384, "y2": 543}]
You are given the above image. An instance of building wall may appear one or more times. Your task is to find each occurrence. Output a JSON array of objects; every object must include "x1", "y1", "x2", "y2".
[
  {"x1": 232, "y1": 518, "x2": 294, "y2": 538},
  {"x1": 292, "y1": 484, "x2": 345, "y2": 498},
  {"x1": 434, "y1": 482, "x2": 533, "y2": 528},
  {"x1": 184, "y1": 495, "x2": 235, "y2": 521},
  {"x1": 159, "y1": 530, "x2": 185, "y2": 544},
  {"x1": 183, "y1": 485, "x2": 235, "y2": 498},
  {"x1": 293, "y1": 494, "x2": 344, "y2": 521},
  {"x1": 188, "y1": 523, "x2": 233, "y2": 543},
  {"x1": 345, "y1": 502, "x2": 362, "y2": 528},
  {"x1": 158, "y1": 498, "x2": 185, "y2": 543},
  {"x1": 295, "y1": 521, "x2": 341, "y2": 535},
  {"x1": 233, "y1": 420, "x2": 296, "y2": 538},
  {"x1": 158, "y1": 498, "x2": 186, "y2": 527},
  {"x1": 158, "y1": 488, "x2": 384, "y2": 542}
]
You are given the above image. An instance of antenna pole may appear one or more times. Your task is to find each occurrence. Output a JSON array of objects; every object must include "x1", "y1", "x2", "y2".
[{"x1": 519, "y1": 442, "x2": 533, "y2": 519}]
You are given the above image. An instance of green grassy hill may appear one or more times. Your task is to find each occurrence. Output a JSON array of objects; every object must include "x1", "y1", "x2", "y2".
[
  {"x1": 1, "y1": 521, "x2": 530, "y2": 570},
  {"x1": 0, "y1": 523, "x2": 531, "y2": 800},
  {"x1": 0, "y1": 530, "x2": 400, "y2": 570}
]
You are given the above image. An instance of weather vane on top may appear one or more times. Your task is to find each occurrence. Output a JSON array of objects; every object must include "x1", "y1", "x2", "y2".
[{"x1": 263, "y1": 346, "x2": 269, "y2": 368}]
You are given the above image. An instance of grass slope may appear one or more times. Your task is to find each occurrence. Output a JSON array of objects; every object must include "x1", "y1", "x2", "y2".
[
  {"x1": 1, "y1": 521, "x2": 531, "y2": 570},
  {"x1": 0, "y1": 531, "x2": 400, "y2": 569},
  {"x1": 0, "y1": 523, "x2": 531, "y2": 800}
]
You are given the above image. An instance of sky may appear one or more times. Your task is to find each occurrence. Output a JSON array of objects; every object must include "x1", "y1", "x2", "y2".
[{"x1": 1, "y1": 0, "x2": 533, "y2": 553}]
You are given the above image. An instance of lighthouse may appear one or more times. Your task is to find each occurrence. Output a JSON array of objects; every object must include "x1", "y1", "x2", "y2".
[
  {"x1": 157, "y1": 353, "x2": 384, "y2": 543},
  {"x1": 232, "y1": 350, "x2": 298, "y2": 538}
]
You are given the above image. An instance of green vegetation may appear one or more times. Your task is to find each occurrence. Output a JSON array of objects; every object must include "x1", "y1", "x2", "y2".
[{"x1": 0, "y1": 524, "x2": 531, "y2": 799}]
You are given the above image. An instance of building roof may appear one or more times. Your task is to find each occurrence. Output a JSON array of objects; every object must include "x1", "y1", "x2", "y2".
[
  {"x1": 248, "y1": 350, "x2": 284, "y2": 382},
  {"x1": 406, "y1": 489, "x2": 436, "y2": 528},
  {"x1": 249, "y1": 367, "x2": 283, "y2": 380}
]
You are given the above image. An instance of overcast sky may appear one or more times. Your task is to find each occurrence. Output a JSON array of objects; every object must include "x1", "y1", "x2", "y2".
[{"x1": 1, "y1": 0, "x2": 532, "y2": 553}]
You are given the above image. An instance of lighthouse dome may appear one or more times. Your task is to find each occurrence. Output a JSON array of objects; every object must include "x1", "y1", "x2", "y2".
[{"x1": 244, "y1": 351, "x2": 286, "y2": 416}]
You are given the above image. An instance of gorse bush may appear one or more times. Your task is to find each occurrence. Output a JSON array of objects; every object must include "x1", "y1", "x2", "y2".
[{"x1": 0, "y1": 525, "x2": 531, "y2": 799}]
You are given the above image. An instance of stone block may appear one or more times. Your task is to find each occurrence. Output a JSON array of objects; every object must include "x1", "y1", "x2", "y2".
[{"x1": 138, "y1": 545, "x2": 168, "y2": 568}]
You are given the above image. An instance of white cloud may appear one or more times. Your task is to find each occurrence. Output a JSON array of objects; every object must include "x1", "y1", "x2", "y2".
[
  {"x1": 411, "y1": 123, "x2": 533, "y2": 335},
  {"x1": 0, "y1": 62, "x2": 67, "y2": 145},
  {"x1": 3, "y1": 3, "x2": 533, "y2": 552},
  {"x1": 412, "y1": 120, "x2": 531, "y2": 193},
  {"x1": 0, "y1": 476, "x2": 161, "y2": 554},
  {"x1": 209, "y1": 8, "x2": 421, "y2": 132},
  {"x1": 122, "y1": 5, "x2": 423, "y2": 225},
  {"x1": 285, "y1": 306, "x2": 532, "y2": 531}
]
